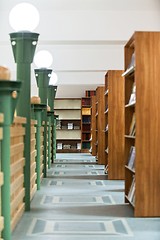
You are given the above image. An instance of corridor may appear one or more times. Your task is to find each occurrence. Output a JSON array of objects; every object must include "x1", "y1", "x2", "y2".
[{"x1": 12, "y1": 153, "x2": 160, "y2": 240}]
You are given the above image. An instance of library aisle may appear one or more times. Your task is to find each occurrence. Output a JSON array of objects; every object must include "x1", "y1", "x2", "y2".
[{"x1": 12, "y1": 154, "x2": 160, "y2": 240}]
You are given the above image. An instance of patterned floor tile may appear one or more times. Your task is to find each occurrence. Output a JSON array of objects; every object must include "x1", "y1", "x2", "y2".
[{"x1": 27, "y1": 218, "x2": 133, "y2": 237}]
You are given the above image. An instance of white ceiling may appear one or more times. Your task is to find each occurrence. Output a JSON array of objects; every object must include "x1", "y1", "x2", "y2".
[{"x1": 0, "y1": 0, "x2": 160, "y2": 97}]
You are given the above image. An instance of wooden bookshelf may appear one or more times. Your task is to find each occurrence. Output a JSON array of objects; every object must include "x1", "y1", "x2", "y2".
[
  {"x1": 54, "y1": 98, "x2": 81, "y2": 153},
  {"x1": 95, "y1": 86, "x2": 106, "y2": 164},
  {"x1": 105, "y1": 70, "x2": 124, "y2": 179},
  {"x1": 81, "y1": 90, "x2": 96, "y2": 153},
  {"x1": 124, "y1": 31, "x2": 160, "y2": 217},
  {"x1": 91, "y1": 95, "x2": 96, "y2": 156}
]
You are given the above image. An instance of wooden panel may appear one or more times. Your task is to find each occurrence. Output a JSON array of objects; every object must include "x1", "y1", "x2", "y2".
[
  {"x1": 10, "y1": 126, "x2": 25, "y2": 138},
  {"x1": 96, "y1": 86, "x2": 106, "y2": 164},
  {"x1": 10, "y1": 117, "x2": 26, "y2": 232},
  {"x1": 11, "y1": 203, "x2": 25, "y2": 231},
  {"x1": 107, "y1": 70, "x2": 125, "y2": 180},
  {"x1": 91, "y1": 96, "x2": 96, "y2": 156},
  {"x1": 10, "y1": 158, "x2": 25, "y2": 176},
  {"x1": 11, "y1": 174, "x2": 24, "y2": 195},
  {"x1": 11, "y1": 188, "x2": 25, "y2": 215},
  {"x1": 13, "y1": 117, "x2": 26, "y2": 124},
  {"x1": 10, "y1": 143, "x2": 24, "y2": 157},
  {"x1": 124, "y1": 31, "x2": 160, "y2": 217},
  {"x1": 135, "y1": 32, "x2": 160, "y2": 216}
]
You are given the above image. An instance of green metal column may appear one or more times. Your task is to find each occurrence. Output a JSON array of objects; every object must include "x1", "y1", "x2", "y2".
[
  {"x1": 35, "y1": 68, "x2": 52, "y2": 177},
  {"x1": 31, "y1": 104, "x2": 46, "y2": 190},
  {"x1": 48, "y1": 86, "x2": 57, "y2": 163},
  {"x1": 10, "y1": 31, "x2": 39, "y2": 211},
  {"x1": 0, "y1": 81, "x2": 21, "y2": 240}
]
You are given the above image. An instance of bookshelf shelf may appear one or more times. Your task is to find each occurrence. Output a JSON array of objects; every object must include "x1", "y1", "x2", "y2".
[
  {"x1": 125, "y1": 135, "x2": 135, "y2": 139},
  {"x1": 124, "y1": 31, "x2": 160, "y2": 217},
  {"x1": 105, "y1": 70, "x2": 125, "y2": 180},
  {"x1": 125, "y1": 165, "x2": 135, "y2": 174},
  {"x1": 55, "y1": 98, "x2": 81, "y2": 153},
  {"x1": 125, "y1": 102, "x2": 135, "y2": 108}
]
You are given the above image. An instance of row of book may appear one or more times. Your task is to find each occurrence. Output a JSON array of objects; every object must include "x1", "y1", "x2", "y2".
[
  {"x1": 82, "y1": 99, "x2": 91, "y2": 106},
  {"x1": 56, "y1": 122, "x2": 81, "y2": 130},
  {"x1": 57, "y1": 143, "x2": 81, "y2": 150}
]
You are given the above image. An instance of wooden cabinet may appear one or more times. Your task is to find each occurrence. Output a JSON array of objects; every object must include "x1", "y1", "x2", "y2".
[
  {"x1": 105, "y1": 70, "x2": 124, "y2": 179},
  {"x1": 91, "y1": 95, "x2": 96, "y2": 156},
  {"x1": 95, "y1": 86, "x2": 106, "y2": 165},
  {"x1": 54, "y1": 98, "x2": 81, "y2": 153},
  {"x1": 124, "y1": 31, "x2": 160, "y2": 217}
]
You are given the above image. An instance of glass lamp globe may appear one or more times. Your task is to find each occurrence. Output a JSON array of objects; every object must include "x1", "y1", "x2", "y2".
[
  {"x1": 49, "y1": 72, "x2": 58, "y2": 85},
  {"x1": 34, "y1": 50, "x2": 53, "y2": 68},
  {"x1": 9, "y1": 2, "x2": 39, "y2": 31}
]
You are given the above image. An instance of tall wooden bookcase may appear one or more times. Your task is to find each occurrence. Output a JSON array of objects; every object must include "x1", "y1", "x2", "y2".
[
  {"x1": 54, "y1": 98, "x2": 81, "y2": 153},
  {"x1": 105, "y1": 70, "x2": 125, "y2": 180},
  {"x1": 124, "y1": 31, "x2": 160, "y2": 217},
  {"x1": 81, "y1": 90, "x2": 96, "y2": 153},
  {"x1": 91, "y1": 95, "x2": 96, "y2": 156},
  {"x1": 95, "y1": 86, "x2": 106, "y2": 165}
]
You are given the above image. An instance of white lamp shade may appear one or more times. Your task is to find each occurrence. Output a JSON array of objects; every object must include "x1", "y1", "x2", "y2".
[
  {"x1": 34, "y1": 50, "x2": 53, "y2": 68},
  {"x1": 49, "y1": 72, "x2": 58, "y2": 85},
  {"x1": 9, "y1": 3, "x2": 39, "y2": 31}
]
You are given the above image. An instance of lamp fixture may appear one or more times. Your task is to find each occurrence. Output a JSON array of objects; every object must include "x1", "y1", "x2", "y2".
[{"x1": 9, "y1": 2, "x2": 39, "y2": 31}]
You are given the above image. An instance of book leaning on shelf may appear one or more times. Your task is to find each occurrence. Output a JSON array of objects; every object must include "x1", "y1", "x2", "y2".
[
  {"x1": 127, "y1": 146, "x2": 136, "y2": 170},
  {"x1": 128, "y1": 176, "x2": 135, "y2": 203},
  {"x1": 128, "y1": 82, "x2": 136, "y2": 105},
  {"x1": 122, "y1": 52, "x2": 135, "y2": 76},
  {"x1": 129, "y1": 112, "x2": 136, "y2": 136}
]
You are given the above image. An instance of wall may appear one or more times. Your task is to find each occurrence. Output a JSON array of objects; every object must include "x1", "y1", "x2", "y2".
[{"x1": 0, "y1": 0, "x2": 160, "y2": 97}]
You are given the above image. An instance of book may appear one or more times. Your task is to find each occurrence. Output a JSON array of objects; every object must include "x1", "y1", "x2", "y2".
[
  {"x1": 128, "y1": 82, "x2": 136, "y2": 104},
  {"x1": 128, "y1": 176, "x2": 135, "y2": 201},
  {"x1": 127, "y1": 146, "x2": 136, "y2": 169},
  {"x1": 129, "y1": 113, "x2": 136, "y2": 135},
  {"x1": 122, "y1": 52, "x2": 135, "y2": 76}
]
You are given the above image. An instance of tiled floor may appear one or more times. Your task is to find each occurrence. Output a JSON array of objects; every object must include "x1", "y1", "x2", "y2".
[{"x1": 12, "y1": 153, "x2": 160, "y2": 240}]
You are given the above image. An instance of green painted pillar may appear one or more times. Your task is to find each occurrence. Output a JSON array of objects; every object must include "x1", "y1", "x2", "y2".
[
  {"x1": 35, "y1": 68, "x2": 52, "y2": 177},
  {"x1": 0, "y1": 80, "x2": 21, "y2": 240},
  {"x1": 48, "y1": 86, "x2": 57, "y2": 163},
  {"x1": 31, "y1": 104, "x2": 46, "y2": 190},
  {"x1": 10, "y1": 31, "x2": 39, "y2": 211}
]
